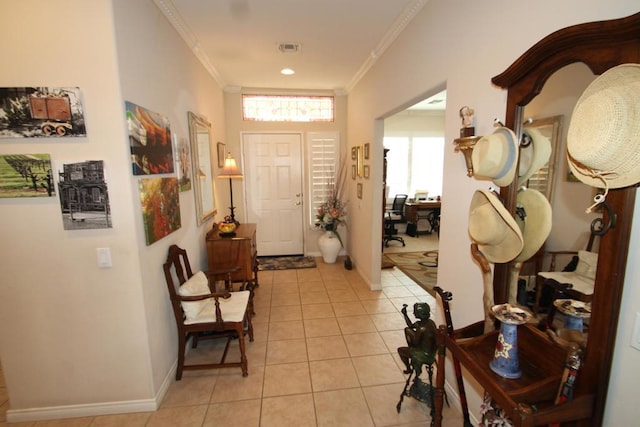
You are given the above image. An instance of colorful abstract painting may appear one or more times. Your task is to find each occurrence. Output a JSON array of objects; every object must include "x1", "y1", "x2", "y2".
[
  {"x1": 0, "y1": 87, "x2": 86, "y2": 138},
  {"x1": 139, "y1": 177, "x2": 181, "y2": 245},
  {"x1": 126, "y1": 101, "x2": 174, "y2": 175},
  {"x1": 0, "y1": 154, "x2": 55, "y2": 197}
]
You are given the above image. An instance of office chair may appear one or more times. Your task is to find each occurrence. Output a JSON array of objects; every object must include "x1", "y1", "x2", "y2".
[{"x1": 384, "y1": 194, "x2": 408, "y2": 247}]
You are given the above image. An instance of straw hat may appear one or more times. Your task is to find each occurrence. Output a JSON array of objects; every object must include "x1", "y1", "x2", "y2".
[
  {"x1": 468, "y1": 189, "x2": 524, "y2": 263},
  {"x1": 472, "y1": 127, "x2": 519, "y2": 187},
  {"x1": 514, "y1": 188, "x2": 552, "y2": 262},
  {"x1": 518, "y1": 127, "x2": 552, "y2": 186},
  {"x1": 567, "y1": 63, "x2": 640, "y2": 189}
]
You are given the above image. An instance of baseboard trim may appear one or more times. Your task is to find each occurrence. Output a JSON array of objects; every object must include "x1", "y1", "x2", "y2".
[{"x1": 6, "y1": 362, "x2": 177, "y2": 423}]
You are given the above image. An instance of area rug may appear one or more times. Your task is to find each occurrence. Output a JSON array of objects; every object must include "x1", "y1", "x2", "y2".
[
  {"x1": 384, "y1": 251, "x2": 438, "y2": 295},
  {"x1": 257, "y1": 255, "x2": 317, "y2": 271}
]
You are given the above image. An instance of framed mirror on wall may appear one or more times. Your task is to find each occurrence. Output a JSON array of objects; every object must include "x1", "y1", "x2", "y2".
[
  {"x1": 488, "y1": 12, "x2": 640, "y2": 426},
  {"x1": 187, "y1": 111, "x2": 216, "y2": 225}
]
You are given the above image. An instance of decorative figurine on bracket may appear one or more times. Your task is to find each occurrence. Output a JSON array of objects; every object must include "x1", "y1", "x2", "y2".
[{"x1": 459, "y1": 105, "x2": 475, "y2": 137}]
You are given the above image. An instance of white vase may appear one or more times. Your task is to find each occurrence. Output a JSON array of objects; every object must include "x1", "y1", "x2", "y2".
[{"x1": 318, "y1": 230, "x2": 341, "y2": 263}]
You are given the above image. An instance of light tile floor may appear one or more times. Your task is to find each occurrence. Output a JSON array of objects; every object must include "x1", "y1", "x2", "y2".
[{"x1": 0, "y1": 259, "x2": 463, "y2": 426}]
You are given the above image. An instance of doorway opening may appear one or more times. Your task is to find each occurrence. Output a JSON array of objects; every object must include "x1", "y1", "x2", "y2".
[{"x1": 381, "y1": 90, "x2": 446, "y2": 294}]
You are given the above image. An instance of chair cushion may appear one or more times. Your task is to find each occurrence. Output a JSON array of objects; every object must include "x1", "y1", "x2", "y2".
[
  {"x1": 538, "y1": 271, "x2": 595, "y2": 295},
  {"x1": 575, "y1": 250, "x2": 598, "y2": 280},
  {"x1": 184, "y1": 290, "x2": 250, "y2": 325},
  {"x1": 178, "y1": 271, "x2": 210, "y2": 321}
]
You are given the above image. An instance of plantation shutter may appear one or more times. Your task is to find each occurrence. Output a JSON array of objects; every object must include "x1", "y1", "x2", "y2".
[{"x1": 307, "y1": 132, "x2": 340, "y2": 225}]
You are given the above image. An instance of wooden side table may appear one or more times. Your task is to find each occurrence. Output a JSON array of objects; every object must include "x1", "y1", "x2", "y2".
[
  {"x1": 433, "y1": 323, "x2": 594, "y2": 426},
  {"x1": 206, "y1": 223, "x2": 258, "y2": 287}
]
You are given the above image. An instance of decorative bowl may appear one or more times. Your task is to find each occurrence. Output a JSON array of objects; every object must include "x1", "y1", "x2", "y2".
[{"x1": 218, "y1": 222, "x2": 237, "y2": 234}]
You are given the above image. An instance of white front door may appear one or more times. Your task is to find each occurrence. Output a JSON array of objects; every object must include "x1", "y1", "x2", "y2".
[{"x1": 242, "y1": 133, "x2": 304, "y2": 256}]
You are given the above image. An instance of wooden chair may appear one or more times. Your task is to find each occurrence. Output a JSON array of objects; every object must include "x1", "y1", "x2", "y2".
[
  {"x1": 533, "y1": 217, "x2": 603, "y2": 322},
  {"x1": 163, "y1": 244, "x2": 254, "y2": 379}
]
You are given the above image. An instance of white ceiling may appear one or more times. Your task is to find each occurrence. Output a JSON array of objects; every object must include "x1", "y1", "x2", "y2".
[{"x1": 154, "y1": 0, "x2": 427, "y2": 93}]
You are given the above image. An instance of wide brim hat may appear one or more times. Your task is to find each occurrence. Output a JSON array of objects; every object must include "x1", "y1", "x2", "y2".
[
  {"x1": 567, "y1": 63, "x2": 640, "y2": 189},
  {"x1": 468, "y1": 189, "x2": 524, "y2": 263},
  {"x1": 514, "y1": 188, "x2": 552, "y2": 262},
  {"x1": 472, "y1": 127, "x2": 519, "y2": 187},
  {"x1": 518, "y1": 127, "x2": 552, "y2": 186}
]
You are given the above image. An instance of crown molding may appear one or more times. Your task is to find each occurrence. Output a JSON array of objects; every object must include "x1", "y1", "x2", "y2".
[
  {"x1": 346, "y1": 0, "x2": 427, "y2": 93},
  {"x1": 153, "y1": 0, "x2": 225, "y2": 86}
]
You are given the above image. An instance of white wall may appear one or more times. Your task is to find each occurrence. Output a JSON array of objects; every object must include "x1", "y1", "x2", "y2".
[
  {"x1": 346, "y1": 0, "x2": 640, "y2": 424},
  {"x1": 0, "y1": 0, "x2": 227, "y2": 420}
]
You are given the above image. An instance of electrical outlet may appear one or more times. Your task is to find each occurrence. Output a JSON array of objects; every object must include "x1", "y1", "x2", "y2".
[{"x1": 632, "y1": 312, "x2": 640, "y2": 351}]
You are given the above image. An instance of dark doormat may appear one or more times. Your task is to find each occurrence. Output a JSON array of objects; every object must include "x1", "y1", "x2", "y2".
[{"x1": 257, "y1": 255, "x2": 317, "y2": 271}]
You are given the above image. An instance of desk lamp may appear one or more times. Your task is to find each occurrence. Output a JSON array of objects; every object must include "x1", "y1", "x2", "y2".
[{"x1": 218, "y1": 152, "x2": 243, "y2": 224}]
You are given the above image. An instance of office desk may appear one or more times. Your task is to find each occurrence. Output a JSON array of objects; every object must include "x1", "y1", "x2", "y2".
[{"x1": 405, "y1": 201, "x2": 441, "y2": 235}]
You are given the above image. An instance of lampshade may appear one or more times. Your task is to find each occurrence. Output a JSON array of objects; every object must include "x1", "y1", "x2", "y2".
[{"x1": 218, "y1": 153, "x2": 243, "y2": 179}]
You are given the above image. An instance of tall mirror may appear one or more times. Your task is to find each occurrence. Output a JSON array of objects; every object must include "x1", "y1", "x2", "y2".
[
  {"x1": 491, "y1": 12, "x2": 639, "y2": 425},
  {"x1": 188, "y1": 111, "x2": 216, "y2": 225}
]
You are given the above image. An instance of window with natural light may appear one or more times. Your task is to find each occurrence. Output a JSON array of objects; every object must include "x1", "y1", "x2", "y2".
[
  {"x1": 384, "y1": 137, "x2": 445, "y2": 200},
  {"x1": 307, "y1": 132, "x2": 340, "y2": 225},
  {"x1": 242, "y1": 95, "x2": 334, "y2": 122}
]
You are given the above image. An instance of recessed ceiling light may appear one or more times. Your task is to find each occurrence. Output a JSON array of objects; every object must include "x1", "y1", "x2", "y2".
[{"x1": 281, "y1": 68, "x2": 295, "y2": 75}]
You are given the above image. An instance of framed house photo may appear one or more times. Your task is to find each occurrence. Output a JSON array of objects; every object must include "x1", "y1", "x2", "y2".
[{"x1": 217, "y1": 142, "x2": 226, "y2": 168}]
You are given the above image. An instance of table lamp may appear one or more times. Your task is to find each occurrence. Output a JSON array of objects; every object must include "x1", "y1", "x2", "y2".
[{"x1": 218, "y1": 152, "x2": 243, "y2": 224}]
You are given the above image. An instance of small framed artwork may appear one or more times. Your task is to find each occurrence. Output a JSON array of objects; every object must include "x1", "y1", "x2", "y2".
[
  {"x1": 363, "y1": 165, "x2": 370, "y2": 179},
  {"x1": 217, "y1": 142, "x2": 226, "y2": 168},
  {"x1": 352, "y1": 164, "x2": 357, "y2": 180},
  {"x1": 364, "y1": 143, "x2": 370, "y2": 159},
  {"x1": 357, "y1": 183, "x2": 363, "y2": 199},
  {"x1": 351, "y1": 146, "x2": 357, "y2": 160},
  {"x1": 356, "y1": 145, "x2": 363, "y2": 177}
]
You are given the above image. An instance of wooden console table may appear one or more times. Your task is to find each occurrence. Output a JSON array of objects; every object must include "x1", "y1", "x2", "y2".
[
  {"x1": 433, "y1": 323, "x2": 594, "y2": 426},
  {"x1": 206, "y1": 223, "x2": 258, "y2": 287}
]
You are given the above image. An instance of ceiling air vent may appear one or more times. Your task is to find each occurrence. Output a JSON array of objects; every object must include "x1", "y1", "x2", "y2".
[{"x1": 278, "y1": 43, "x2": 301, "y2": 54}]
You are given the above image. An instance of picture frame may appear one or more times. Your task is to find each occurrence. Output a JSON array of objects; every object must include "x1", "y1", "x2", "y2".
[
  {"x1": 357, "y1": 183, "x2": 363, "y2": 199},
  {"x1": 356, "y1": 145, "x2": 363, "y2": 177},
  {"x1": 352, "y1": 164, "x2": 357, "y2": 180},
  {"x1": 351, "y1": 146, "x2": 357, "y2": 160},
  {"x1": 217, "y1": 142, "x2": 226, "y2": 168},
  {"x1": 363, "y1": 165, "x2": 370, "y2": 179},
  {"x1": 364, "y1": 143, "x2": 370, "y2": 160}
]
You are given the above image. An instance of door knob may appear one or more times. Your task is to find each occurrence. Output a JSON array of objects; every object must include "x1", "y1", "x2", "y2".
[
  {"x1": 296, "y1": 193, "x2": 301, "y2": 197},
  {"x1": 295, "y1": 201, "x2": 301, "y2": 206}
]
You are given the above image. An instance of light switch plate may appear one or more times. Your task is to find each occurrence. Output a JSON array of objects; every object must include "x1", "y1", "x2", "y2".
[
  {"x1": 97, "y1": 247, "x2": 112, "y2": 268},
  {"x1": 632, "y1": 312, "x2": 640, "y2": 351}
]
